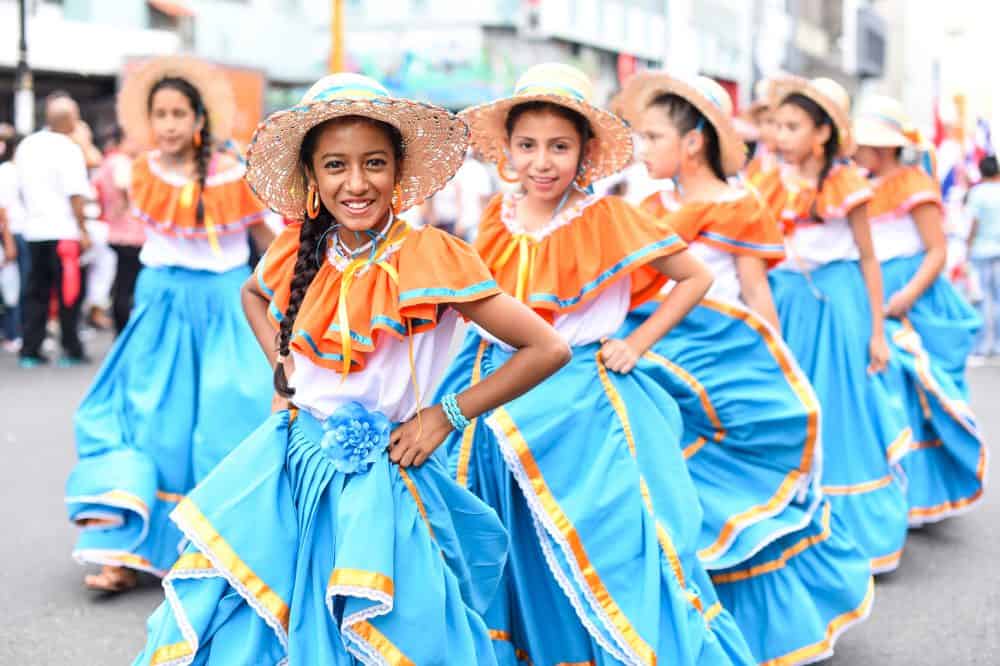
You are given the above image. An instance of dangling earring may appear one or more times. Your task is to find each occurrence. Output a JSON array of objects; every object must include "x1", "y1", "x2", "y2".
[
  {"x1": 812, "y1": 140, "x2": 824, "y2": 159},
  {"x1": 391, "y1": 183, "x2": 403, "y2": 216},
  {"x1": 193, "y1": 132, "x2": 202, "y2": 149},
  {"x1": 575, "y1": 161, "x2": 591, "y2": 189},
  {"x1": 496, "y1": 154, "x2": 520, "y2": 184},
  {"x1": 306, "y1": 183, "x2": 321, "y2": 219}
]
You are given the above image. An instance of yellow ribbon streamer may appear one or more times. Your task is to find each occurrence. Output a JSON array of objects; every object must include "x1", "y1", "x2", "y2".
[
  {"x1": 180, "y1": 181, "x2": 221, "y2": 257},
  {"x1": 495, "y1": 233, "x2": 536, "y2": 303},
  {"x1": 335, "y1": 220, "x2": 408, "y2": 381}
]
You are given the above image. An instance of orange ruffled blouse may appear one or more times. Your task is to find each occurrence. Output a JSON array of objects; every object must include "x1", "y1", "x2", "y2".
[
  {"x1": 868, "y1": 166, "x2": 943, "y2": 224},
  {"x1": 474, "y1": 193, "x2": 685, "y2": 323},
  {"x1": 754, "y1": 160, "x2": 873, "y2": 234},
  {"x1": 130, "y1": 152, "x2": 267, "y2": 240},
  {"x1": 257, "y1": 220, "x2": 500, "y2": 374},
  {"x1": 640, "y1": 190, "x2": 785, "y2": 266}
]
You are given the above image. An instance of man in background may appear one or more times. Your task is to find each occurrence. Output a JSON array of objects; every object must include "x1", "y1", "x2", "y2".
[{"x1": 15, "y1": 94, "x2": 93, "y2": 367}]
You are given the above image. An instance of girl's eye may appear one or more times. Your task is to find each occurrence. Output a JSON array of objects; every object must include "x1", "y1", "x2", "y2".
[
  {"x1": 518, "y1": 141, "x2": 533, "y2": 150},
  {"x1": 324, "y1": 160, "x2": 343, "y2": 170},
  {"x1": 554, "y1": 143, "x2": 569, "y2": 151},
  {"x1": 366, "y1": 158, "x2": 386, "y2": 168}
]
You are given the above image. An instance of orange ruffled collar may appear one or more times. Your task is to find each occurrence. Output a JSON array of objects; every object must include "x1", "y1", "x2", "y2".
[
  {"x1": 130, "y1": 151, "x2": 266, "y2": 243},
  {"x1": 641, "y1": 190, "x2": 785, "y2": 264},
  {"x1": 755, "y1": 160, "x2": 873, "y2": 232},
  {"x1": 257, "y1": 220, "x2": 499, "y2": 374},
  {"x1": 868, "y1": 166, "x2": 942, "y2": 224},
  {"x1": 474, "y1": 193, "x2": 685, "y2": 322}
]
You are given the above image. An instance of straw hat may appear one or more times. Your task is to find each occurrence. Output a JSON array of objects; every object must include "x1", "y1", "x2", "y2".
[
  {"x1": 773, "y1": 76, "x2": 856, "y2": 156},
  {"x1": 245, "y1": 73, "x2": 469, "y2": 219},
  {"x1": 745, "y1": 74, "x2": 796, "y2": 121},
  {"x1": 853, "y1": 95, "x2": 918, "y2": 148},
  {"x1": 460, "y1": 63, "x2": 633, "y2": 183},
  {"x1": 117, "y1": 56, "x2": 236, "y2": 144},
  {"x1": 619, "y1": 71, "x2": 746, "y2": 177}
]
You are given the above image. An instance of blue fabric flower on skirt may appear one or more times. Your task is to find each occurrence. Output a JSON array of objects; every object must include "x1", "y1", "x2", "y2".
[{"x1": 320, "y1": 402, "x2": 392, "y2": 474}]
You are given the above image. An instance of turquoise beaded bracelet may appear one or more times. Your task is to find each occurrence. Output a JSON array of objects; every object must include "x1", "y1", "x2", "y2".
[{"x1": 441, "y1": 393, "x2": 471, "y2": 431}]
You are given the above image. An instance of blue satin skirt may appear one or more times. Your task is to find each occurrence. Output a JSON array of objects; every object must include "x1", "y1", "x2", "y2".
[
  {"x1": 619, "y1": 298, "x2": 821, "y2": 570},
  {"x1": 882, "y1": 253, "x2": 986, "y2": 525},
  {"x1": 770, "y1": 261, "x2": 911, "y2": 573},
  {"x1": 66, "y1": 265, "x2": 272, "y2": 575},
  {"x1": 133, "y1": 409, "x2": 508, "y2": 665},
  {"x1": 436, "y1": 333, "x2": 755, "y2": 666}
]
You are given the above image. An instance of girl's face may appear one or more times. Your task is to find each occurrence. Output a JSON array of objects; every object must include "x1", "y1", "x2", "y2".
[
  {"x1": 775, "y1": 102, "x2": 830, "y2": 166},
  {"x1": 306, "y1": 119, "x2": 397, "y2": 234},
  {"x1": 149, "y1": 88, "x2": 202, "y2": 158},
  {"x1": 853, "y1": 145, "x2": 893, "y2": 175},
  {"x1": 637, "y1": 105, "x2": 683, "y2": 180},
  {"x1": 507, "y1": 109, "x2": 588, "y2": 204}
]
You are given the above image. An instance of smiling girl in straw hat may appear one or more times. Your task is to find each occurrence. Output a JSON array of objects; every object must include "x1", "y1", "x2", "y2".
[
  {"x1": 854, "y1": 95, "x2": 985, "y2": 528},
  {"x1": 66, "y1": 56, "x2": 275, "y2": 593},
  {"x1": 614, "y1": 71, "x2": 874, "y2": 665},
  {"x1": 134, "y1": 72, "x2": 571, "y2": 665},
  {"x1": 434, "y1": 62, "x2": 755, "y2": 665},
  {"x1": 757, "y1": 77, "x2": 914, "y2": 576}
]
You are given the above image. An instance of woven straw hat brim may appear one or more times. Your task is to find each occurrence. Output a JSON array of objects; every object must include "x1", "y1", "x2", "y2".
[
  {"x1": 853, "y1": 117, "x2": 908, "y2": 148},
  {"x1": 117, "y1": 56, "x2": 236, "y2": 144},
  {"x1": 460, "y1": 94, "x2": 633, "y2": 182},
  {"x1": 246, "y1": 98, "x2": 469, "y2": 220},
  {"x1": 773, "y1": 78, "x2": 856, "y2": 157},
  {"x1": 628, "y1": 74, "x2": 747, "y2": 177}
]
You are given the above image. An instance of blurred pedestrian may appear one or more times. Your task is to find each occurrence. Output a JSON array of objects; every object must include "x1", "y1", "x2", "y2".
[
  {"x1": 0, "y1": 125, "x2": 26, "y2": 352},
  {"x1": 967, "y1": 154, "x2": 1000, "y2": 356},
  {"x1": 94, "y1": 124, "x2": 144, "y2": 332},
  {"x1": 15, "y1": 95, "x2": 93, "y2": 367}
]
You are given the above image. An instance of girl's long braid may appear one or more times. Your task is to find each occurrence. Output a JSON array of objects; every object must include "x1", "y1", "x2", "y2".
[
  {"x1": 273, "y1": 206, "x2": 334, "y2": 397},
  {"x1": 194, "y1": 115, "x2": 212, "y2": 224}
]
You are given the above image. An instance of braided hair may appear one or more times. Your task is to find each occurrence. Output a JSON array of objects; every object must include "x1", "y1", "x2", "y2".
[
  {"x1": 780, "y1": 93, "x2": 840, "y2": 205},
  {"x1": 273, "y1": 116, "x2": 405, "y2": 397},
  {"x1": 147, "y1": 77, "x2": 213, "y2": 224},
  {"x1": 648, "y1": 93, "x2": 726, "y2": 182}
]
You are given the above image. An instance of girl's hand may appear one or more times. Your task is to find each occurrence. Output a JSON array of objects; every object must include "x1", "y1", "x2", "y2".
[
  {"x1": 884, "y1": 289, "x2": 915, "y2": 319},
  {"x1": 600, "y1": 337, "x2": 640, "y2": 374},
  {"x1": 390, "y1": 404, "x2": 454, "y2": 468},
  {"x1": 868, "y1": 334, "x2": 891, "y2": 375}
]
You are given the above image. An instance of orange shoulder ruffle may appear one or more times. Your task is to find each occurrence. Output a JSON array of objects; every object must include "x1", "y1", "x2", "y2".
[
  {"x1": 664, "y1": 192, "x2": 785, "y2": 265},
  {"x1": 757, "y1": 161, "x2": 873, "y2": 233},
  {"x1": 474, "y1": 194, "x2": 685, "y2": 321},
  {"x1": 868, "y1": 167, "x2": 943, "y2": 223},
  {"x1": 639, "y1": 191, "x2": 678, "y2": 219},
  {"x1": 130, "y1": 152, "x2": 267, "y2": 239},
  {"x1": 256, "y1": 221, "x2": 500, "y2": 373}
]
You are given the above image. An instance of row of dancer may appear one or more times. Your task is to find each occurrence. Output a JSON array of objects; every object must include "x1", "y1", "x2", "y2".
[{"x1": 63, "y1": 56, "x2": 984, "y2": 665}]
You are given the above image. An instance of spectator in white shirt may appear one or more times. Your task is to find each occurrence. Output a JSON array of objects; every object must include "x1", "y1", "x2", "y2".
[{"x1": 15, "y1": 95, "x2": 93, "y2": 366}]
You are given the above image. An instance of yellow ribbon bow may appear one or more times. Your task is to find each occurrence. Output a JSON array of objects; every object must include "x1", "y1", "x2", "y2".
[
  {"x1": 335, "y1": 219, "x2": 409, "y2": 381},
  {"x1": 495, "y1": 233, "x2": 537, "y2": 303}
]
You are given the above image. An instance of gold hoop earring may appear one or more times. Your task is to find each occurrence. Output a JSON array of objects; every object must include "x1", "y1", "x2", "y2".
[
  {"x1": 306, "y1": 183, "x2": 321, "y2": 219},
  {"x1": 391, "y1": 183, "x2": 403, "y2": 216},
  {"x1": 497, "y1": 154, "x2": 520, "y2": 184}
]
